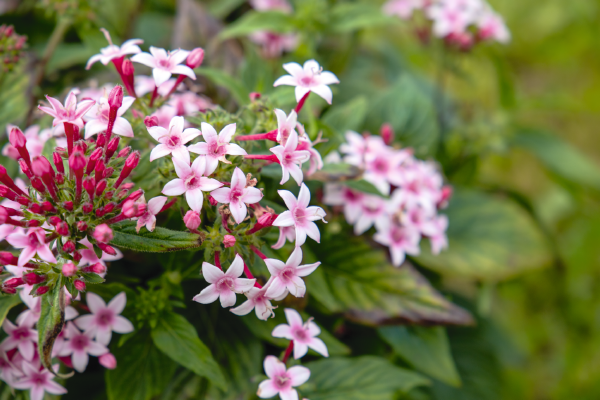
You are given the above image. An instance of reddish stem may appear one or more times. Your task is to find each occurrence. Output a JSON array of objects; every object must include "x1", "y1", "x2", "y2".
[
  {"x1": 63, "y1": 123, "x2": 75, "y2": 156},
  {"x1": 294, "y1": 92, "x2": 310, "y2": 114},
  {"x1": 282, "y1": 341, "x2": 294, "y2": 363},
  {"x1": 160, "y1": 198, "x2": 177, "y2": 213},
  {"x1": 221, "y1": 212, "x2": 232, "y2": 233},
  {"x1": 244, "y1": 154, "x2": 279, "y2": 163},
  {"x1": 164, "y1": 74, "x2": 186, "y2": 99},
  {"x1": 250, "y1": 245, "x2": 267, "y2": 260},
  {"x1": 214, "y1": 251, "x2": 222, "y2": 270},
  {"x1": 149, "y1": 87, "x2": 158, "y2": 107},
  {"x1": 235, "y1": 130, "x2": 278, "y2": 142}
]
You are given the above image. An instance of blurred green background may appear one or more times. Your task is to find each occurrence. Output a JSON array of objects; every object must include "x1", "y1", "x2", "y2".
[{"x1": 1, "y1": 0, "x2": 600, "y2": 399}]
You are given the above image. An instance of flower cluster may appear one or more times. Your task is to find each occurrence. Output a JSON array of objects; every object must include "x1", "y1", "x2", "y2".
[
  {"x1": 0, "y1": 24, "x2": 27, "y2": 73},
  {"x1": 383, "y1": 0, "x2": 510, "y2": 50},
  {"x1": 248, "y1": 0, "x2": 298, "y2": 58},
  {"x1": 0, "y1": 290, "x2": 132, "y2": 400},
  {"x1": 323, "y1": 125, "x2": 451, "y2": 266}
]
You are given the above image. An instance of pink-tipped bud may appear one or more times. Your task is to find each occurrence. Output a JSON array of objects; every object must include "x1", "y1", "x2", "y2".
[
  {"x1": 108, "y1": 86, "x2": 124, "y2": 109},
  {"x1": 96, "y1": 179, "x2": 107, "y2": 197},
  {"x1": 99, "y1": 353, "x2": 117, "y2": 369},
  {"x1": 122, "y1": 199, "x2": 142, "y2": 218},
  {"x1": 36, "y1": 286, "x2": 49, "y2": 295},
  {"x1": 73, "y1": 251, "x2": 82, "y2": 262},
  {"x1": 380, "y1": 123, "x2": 394, "y2": 146},
  {"x1": 56, "y1": 221, "x2": 69, "y2": 236},
  {"x1": 106, "y1": 137, "x2": 120, "y2": 159},
  {"x1": 0, "y1": 252, "x2": 18, "y2": 266},
  {"x1": 86, "y1": 148, "x2": 103, "y2": 175},
  {"x1": 48, "y1": 216, "x2": 62, "y2": 226},
  {"x1": 122, "y1": 58, "x2": 134, "y2": 77},
  {"x1": 93, "y1": 224, "x2": 113, "y2": 243},
  {"x1": 105, "y1": 191, "x2": 114, "y2": 200},
  {"x1": 144, "y1": 116, "x2": 158, "y2": 128},
  {"x1": 249, "y1": 92, "x2": 262, "y2": 101},
  {"x1": 9, "y1": 127, "x2": 30, "y2": 165},
  {"x1": 0, "y1": 165, "x2": 26, "y2": 197},
  {"x1": 62, "y1": 240, "x2": 76, "y2": 253},
  {"x1": 104, "y1": 202, "x2": 116, "y2": 214},
  {"x1": 56, "y1": 173, "x2": 65, "y2": 185},
  {"x1": 30, "y1": 177, "x2": 45, "y2": 193},
  {"x1": 31, "y1": 156, "x2": 53, "y2": 179},
  {"x1": 0, "y1": 206, "x2": 21, "y2": 217},
  {"x1": 62, "y1": 262, "x2": 77, "y2": 277},
  {"x1": 83, "y1": 176, "x2": 95, "y2": 200},
  {"x1": 74, "y1": 279, "x2": 86, "y2": 291},
  {"x1": 186, "y1": 47, "x2": 204, "y2": 69},
  {"x1": 41, "y1": 201, "x2": 55, "y2": 212},
  {"x1": 96, "y1": 133, "x2": 107, "y2": 149},
  {"x1": 17, "y1": 196, "x2": 30, "y2": 206},
  {"x1": 27, "y1": 220, "x2": 41, "y2": 228},
  {"x1": 246, "y1": 212, "x2": 277, "y2": 235},
  {"x1": 1, "y1": 286, "x2": 16, "y2": 294},
  {"x1": 223, "y1": 235, "x2": 236, "y2": 248},
  {"x1": 82, "y1": 202, "x2": 93, "y2": 214},
  {"x1": 69, "y1": 149, "x2": 86, "y2": 175},
  {"x1": 76, "y1": 221, "x2": 88, "y2": 231},
  {"x1": 438, "y1": 185, "x2": 453, "y2": 209},
  {"x1": 117, "y1": 146, "x2": 131, "y2": 158},
  {"x1": 83, "y1": 263, "x2": 106, "y2": 274},
  {"x1": 184, "y1": 210, "x2": 201, "y2": 230},
  {"x1": 103, "y1": 167, "x2": 114, "y2": 179},
  {"x1": 23, "y1": 273, "x2": 46, "y2": 285},
  {"x1": 0, "y1": 185, "x2": 18, "y2": 201},
  {"x1": 209, "y1": 196, "x2": 218, "y2": 206},
  {"x1": 63, "y1": 201, "x2": 74, "y2": 211},
  {"x1": 18, "y1": 159, "x2": 33, "y2": 178},
  {"x1": 97, "y1": 243, "x2": 116, "y2": 256},
  {"x1": 4, "y1": 277, "x2": 24, "y2": 288},
  {"x1": 52, "y1": 152, "x2": 65, "y2": 174},
  {"x1": 29, "y1": 203, "x2": 42, "y2": 214}
]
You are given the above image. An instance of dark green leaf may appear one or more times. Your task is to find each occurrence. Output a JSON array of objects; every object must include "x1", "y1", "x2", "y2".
[
  {"x1": 111, "y1": 221, "x2": 205, "y2": 253},
  {"x1": 306, "y1": 237, "x2": 473, "y2": 326},
  {"x1": 106, "y1": 330, "x2": 177, "y2": 400},
  {"x1": 151, "y1": 312, "x2": 226, "y2": 390},
  {"x1": 302, "y1": 356, "x2": 429, "y2": 399},
  {"x1": 196, "y1": 67, "x2": 250, "y2": 105},
  {"x1": 219, "y1": 11, "x2": 296, "y2": 40},
  {"x1": 329, "y1": 4, "x2": 396, "y2": 33},
  {"x1": 378, "y1": 326, "x2": 461, "y2": 386},
  {"x1": 80, "y1": 272, "x2": 105, "y2": 284},
  {"x1": 414, "y1": 189, "x2": 552, "y2": 281},
  {"x1": 344, "y1": 179, "x2": 387, "y2": 197},
  {"x1": 0, "y1": 295, "x2": 23, "y2": 327},
  {"x1": 37, "y1": 280, "x2": 67, "y2": 375}
]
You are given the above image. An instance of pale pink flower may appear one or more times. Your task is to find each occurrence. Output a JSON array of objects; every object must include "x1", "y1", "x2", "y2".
[
  {"x1": 354, "y1": 195, "x2": 388, "y2": 235},
  {"x1": 477, "y1": 9, "x2": 510, "y2": 43},
  {"x1": 422, "y1": 214, "x2": 449, "y2": 255},
  {"x1": 363, "y1": 147, "x2": 410, "y2": 196},
  {"x1": 131, "y1": 47, "x2": 195, "y2": 87},
  {"x1": 270, "y1": 130, "x2": 310, "y2": 185},
  {"x1": 250, "y1": 0, "x2": 293, "y2": 12},
  {"x1": 84, "y1": 93, "x2": 135, "y2": 138},
  {"x1": 296, "y1": 128, "x2": 323, "y2": 176},
  {"x1": 231, "y1": 277, "x2": 277, "y2": 320},
  {"x1": 135, "y1": 196, "x2": 168, "y2": 232},
  {"x1": 339, "y1": 131, "x2": 388, "y2": 168},
  {"x1": 0, "y1": 352, "x2": 20, "y2": 385},
  {"x1": 74, "y1": 292, "x2": 134, "y2": 346},
  {"x1": 6, "y1": 228, "x2": 57, "y2": 267},
  {"x1": 38, "y1": 91, "x2": 95, "y2": 129},
  {"x1": 401, "y1": 204, "x2": 436, "y2": 234},
  {"x1": 134, "y1": 75, "x2": 180, "y2": 97},
  {"x1": 152, "y1": 105, "x2": 178, "y2": 129},
  {"x1": 2, "y1": 125, "x2": 48, "y2": 161},
  {"x1": 147, "y1": 116, "x2": 201, "y2": 164},
  {"x1": 57, "y1": 323, "x2": 108, "y2": 372},
  {"x1": 273, "y1": 183, "x2": 326, "y2": 246},
  {"x1": 272, "y1": 308, "x2": 328, "y2": 359},
  {"x1": 374, "y1": 220, "x2": 421, "y2": 266},
  {"x1": 274, "y1": 109, "x2": 297, "y2": 144},
  {"x1": 77, "y1": 236, "x2": 123, "y2": 268},
  {"x1": 16, "y1": 289, "x2": 41, "y2": 327},
  {"x1": 393, "y1": 161, "x2": 443, "y2": 213},
  {"x1": 161, "y1": 157, "x2": 223, "y2": 213},
  {"x1": 188, "y1": 122, "x2": 247, "y2": 176},
  {"x1": 274, "y1": 59, "x2": 340, "y2": 104},
  {"x1": 426, "y1": 0, "x2": 480, "y2": 37},
  {"x1": 86, "y1": 28, "x2": 143, "y2": 69},
  {"x1": 257, "y1": 356, "x2": 310, "y2": 400},
  {"x1": 210, "y1": 167, "x2": 263, "y2": 224},
  {"x1": 264, "y1": 247, "x2": 320, "y2": 299},
  {"x1": 78, "y1": 83, "x2": 115, "y2": 101},
  {"x1": 322, "y1": 184, "x2": 364, "y2": 225},
  {"x1": 249, "y1": 31, "x2": 298, "y2": 58},
  {"x1": 272, "y1": 226, "x2": 296, "y2": 249},
  {"x1": 11, "y1": 361, "x2": 67, "y2": 400},
  {"x1": 168, "y1": 92, "x2": 215, "y2": 116},
  {"x1": 0, "y1": 318, "x2": 37, "y2": 361},
  {"x1": 193, "y1": 254, "x2": 256, "y2": 308},
  {"x1": 383, "y1": 0, "x2": 423, "y2": 19}
]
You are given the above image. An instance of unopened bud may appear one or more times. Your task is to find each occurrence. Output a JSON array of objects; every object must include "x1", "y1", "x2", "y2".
[
  {"x1": 83, "y1": 176, "x2": 95, "y2": 200},
  {"x1": 97, "y1": 243, "x2": 117, "y2": 256},
  {"x1": 1, "y1": 287, "x2": 16, "y2": 295},
  {"x1": 93, "y1": 224, "x2": 113, "y2": 243},
  {"x1": 62, "y1": 262, "x2": 77, "y2": 277},
  {"x1": 99, "y1": 353, "x2": 117, "y2": 369},
  {"x1": 76, "y1": 221, "x2": 88, "y2": 232},
  {"x1": 184, "y1": 210, "x2": 201, "y2": 230},
  {"x1": 144, "y1": 115, "x2": 159, "y2": 128},
  {"x1": 41, "y1": 201, "x2": 55, "y2": 212},
  {"x1": 48, "y1": 216, "x2": 62, "y2": 226},
  {"x1": 30, "y1": 177, "x2": 46, "y2": 193},
  {"x1": 36, "y1": 286, "x2": 49, "y2": 295},
  {"x1": 4, "y1": 277, "x2": 24, "y2": 288},
  {"x1": 223, "y1": 235, "x2": 236, "y2": 248},
  {"x1": 209, "y1": 196, "x2": 218, "y2": 206},
  {"x1": 23, "y1": 273, "x2": 45, "y2": 285},
  {"x1": 106, "y1": 137, "x2": 120, "y2": 159},
  {"x1": 62, "y1": 240, "x2": 76, "y2": 253},
  {"x1": 73, "y1": 251, "x2": 82, "y2": 262},
  {"x1": 249, "y1": 92, "x2": 262, "y2": 101},
  {"x1": 9, "y1": 127, "x2": 30, "y2": 165},
  {"x1": 95, "y1": 179, "x2": 107, "y2": 197},
  {"x1": 18, "y1": 159, "x2": 33, "y2": 178},
  {"x1": 117, "y1": 146, "x2": 131, "y2": 158},
  {"x1": 56, "y1": 173, "x2": 65, "y2": 184},
  {"x1": 86, "y1": 148, "x2": 103, "y2": 174},
  {"x1": 52, "y1": 152, "x2": 64, "y2": 174},
  {"x1": 63, "y1": 201, "x2": 74, "y2": 211},
  {"x1": 380, "y1": 123, "x2": 394, "y2": 146},
  {"x1": 29, "y1": 203, "x2": 42, "y2": 214},
  {"x1": 108, "y1": 86, "x2": 124, "y2": 109},
  {"x1": 83, "y1": 262, "x2": 106, "y2": 274},
  {"x1": 96, "y1": 133, "x2": 107, "y2": 149},
  {"x1": 31, "y1": 156, "x2": 53, "y2": 179},
  {"x1": 74, "y1": 279, "x2": 86, "y2": 291},
  {"x1": 0, "y1": 252, "x2": 18, "y2": 266},
  {"x1": 56, "y1": 221, "x2": 69, "y2": 236},
  {"x1": 69, "y1": 150, "x2": 86, "y2": 174},
  {"x1": 82, "y1": 202, "x2": 93, "y2": 214},
  {"x1": 103, "y1": 167, "x2": 114, "y2": 179},
  {"x1": 186, "y1": 47, "x2": 204, "y2": 69}
]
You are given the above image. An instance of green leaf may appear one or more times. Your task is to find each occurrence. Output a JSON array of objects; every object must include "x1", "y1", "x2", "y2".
[
  {"x1": 329, "y1": 4, "x2": 396, "y2": 33},
  {"x1": 302, "y1": 356, "x2": 429, "y2": 400},
  {"x1": 305, "y1": 237, "x2": 473, "y2": 326},
  {"x1": 106, "y1": 330, "x2": 177, "y2": 400},
  {"x1": 80, "y1": 272, "x2": 105, "y2": 284},
  {"x1": 0, "y1": 67, "x2": 29, "y2": 130},
  {"x1": 344, "y1": 179, "x2": 387, "y2": 197},
  {"x1": 378, "y1": 326, "x2": 461, "y2": 386},
  {"x1": 37, "y1": 280, "x2": 67, "y2": 375},
  {"x1": 414, "y1": 189, "x2": 552, "y2": 281},
  {"x1": 110, "y1": 221, "x2": 205, "y2": 253},
  {"x1": 219, "y1": 11, "x2": 296, "y2": 40},
  {"x1": 151, "y1": 312, "x2": 226, "y2": 390},
  {"x1": 196, "y1": 67, "x2": 250, "y2": 105},
  {"x1": 0, "y1": 295, "x2": 23, "y2": 327},
  {"x1": 513, "y1": 129, "x2": 600, "y2": 191},
  {"x1": 308, "y1": 162, "x2": 362, "y2": 183},
  {"x1": 322, "y1": 96, "x2": 369, "y2": 135}
]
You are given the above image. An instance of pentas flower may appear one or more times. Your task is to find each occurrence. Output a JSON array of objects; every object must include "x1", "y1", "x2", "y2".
[
  {"x1": 11, "y1": 361, "x2": 67, "y2": 400},
  {"x1": 134, "y1": 196, "x2": 168, "y2": 232},
  {"x1": 272, "y1": 226, "x2": 295, "y2": 249},
  {"x1": 188, "y1": 123, "x2": 247, "y2": 176},
  {"x1": 257, "y1": 356, "x2": 310, "y2": 400},
  {"x1": 6, "y1": 228, "x2": 57, "y2": 267},
  {"x1": 0, "y1": 352, "x2": 19, "y2": 384},
  {"x1": 168, "y1": 92, "x2": 215, "y2": 116},
  {"x1": 135, "y1": 75, "x2": 179, "y2": 97},
  {"x1": 270, "y1": 131, "x2": 310, "y2": 185},
  {"x1": 78, "y1": 237, "x2": 123, "y2": 268},
  {"x1": 193, "y1": 255, "x2": 256, "y2": 308},
  {"x1": 273, "y1": 184, "x2": 327, "y2": 246},
  {"x1": 322, "y1": 184, "x2": 365, "y2": 225},
  {"x1": 363, "y1": 147, "x2": 410, "y2": 196},
  {"x1": 249, "y1": 32, "x2": 298, "y2": 59},
  {"x1": 264, "y1": 247, "x2": 320, "y2": 298},
  {"x1": 272, "y1": 308, "x2": 329, "y2": 359},
  {"x1": 38, "y1": 91, "x2": 95, "y2": 129},
  {"x1": 274, "y1": 59, "x2": 339, "y2": 104},
  {"x1": 383, "y1": 0, "x2": 423, "y2": 19},
  {"x1": 147, "y1": 116, "x2": 201, "y2": 165},
  {"x1": 374, "y1": 219, "x2": 421, "y2": 267},
  {"x1": 84, "y1": 93, "x2": 135, "y2": 139},
  {"x1": 422, "y1": 214, "x2": 449, "y2": 255},
  {"x1": 57, "y1": 323, "x2": 108, "y2": 372},
  {"x1": 74, "y1": 292, "x2": 134, "y2": 345},
  {"x1": 210, "y1": 167, "x2": 263, "y2": 224},
  {"x1": 86, "y1": 28, "x2": 143, "y2": 69},
  {"x1": 426, "y1": 0, "x2": 479, "y2": 38},
  {"x1": 131, "y1": 47, "x2": 195, "y2": 87},
  {"x1": 477, "y1": 9, "x2": 510, "y2": 43},
  {"x1": 275, "y1": 109, "x2": 297, "y2": 144},
  {"x1": 354, "y1": 195, "x2": 388, "y2": 235},
  {"x1": 296, "y1": 126, "x2": 324, "y2": 176},
  {"x1": 0, "y1": 318, "x2": 37, "y2": 361},
  {"x1": 2, "y1": 125, "x2": 50, "y2": 161},
  {"x1": 231, "y1": 278, "x2": 277, "y2": 320},
  {"x1": 162, "y1": 157, "x2": 223, "y2": 213}
]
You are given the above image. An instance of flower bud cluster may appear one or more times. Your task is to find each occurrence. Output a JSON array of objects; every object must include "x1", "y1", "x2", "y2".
[{"x1": 0, "y1": 25, "x2": 27, "y2": 73}]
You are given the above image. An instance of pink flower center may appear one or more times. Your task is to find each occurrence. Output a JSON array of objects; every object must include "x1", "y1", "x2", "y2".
[
  {"x1": 96, "y1": 309, "x2": 114, "y2": 328},
  {"x1": 293, "y1": 207, "x2": 306, "y2": 225},
  {"x1": 167, "y1": 135, "x2": 181, "y2": 148},
  {"x1": 300, "y1": 76, "x2": 314, "y2": 86},
  {"x1": 216, "y1": 277, "x2": 235, "y2": 293},
  {"x1": 274, "y1": 373, "x2": 291, "y2": 390},
  {"x1": 230, "y1": 188, "x2": 243, "y2": 202},
  {"x1": 158, "y1": 59, "x2": 171, "y2": 68},
  {"x1": 71, "y1": 334, "x2": 90, "y2": 351},
  {"x1": 28, "y1": 233, "x2": 40, "y2": 247},
  {"x1": 344, "y1": 189, "x2": 362, "y2": 202},
  {"x1": 293, "y1": 327, "x2": 308, "y2": 341},
  {"x1": 391, "y1": 227, "x2": 408, "y2": 244},
  {"x1": 209, "y1": 141, "x2": 226, "y2": 157},
  {"x1": 32, "y1": 373, "x2": 47, "y2": 386},
  {"x1": 185, "y1": 173, "x2": 201, "y2": 190},
  {"x1": 372, "y1": 157, "x2": 389, "y2": 174},
  {"x1": 13, "y1": 327, "x2": 31, "y2": 340},
  {"x1": 279, "y1": 267, "x2": 296, "y2": 283}
]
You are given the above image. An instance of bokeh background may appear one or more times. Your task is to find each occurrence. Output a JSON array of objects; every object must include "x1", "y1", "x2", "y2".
[{"x1": 1, "y1": 0, "x2": 600, "y2": 399}]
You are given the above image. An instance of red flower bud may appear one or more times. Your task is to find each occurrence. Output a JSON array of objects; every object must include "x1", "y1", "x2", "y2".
[
  {"x1": 30, "y1": 177, "x2": 46, "y2": 193},
  {"x1": 62, "y1": 262, "x2": 77, "y2": 277},
  {"x1": 223, "y1": 235, "x2": 236, "y2": 248},
  {"x1": 74, "y1": 279, "x2": 86, "y2": 291},
  {"x1": 186, "y1": 47, "x2": 204, "y2": 69},
  {"x1": 93, "y1": 224, "x2": 113, "y2": 243},
  {"x1": 69, "y1": 149, "x2": 86, "y2": 175},
  {"x1": 31, "y1": 156, "x2": 54, "y2": 179},
  {"x1": 56, "y1": 173, "x2": 65, "y2": 185},
  {"x1": 105, "y1": 191, "x2": 114, "y2": 200},
  {"x1": 82, "y1": 202, "x2": 93, "y2": 214},
  {"x1": 36, "y1": 286, "x2": 49, "y2": 295},
  {"x1": 73, "y1": 251, "x2": 82, "y2": 262},
  {"x1": 96, "y1": 133, "x2": 107, "y2": 149},
  {"x1": 29, "y1": 203, "x2": 42, "y2": 214},
  {"x1": 0, "y1": 185, "x2": 19, "y2": 201},
  {"x1": 380, "y1": 123, "x2": 394, "y2": 146},
  {"x1": 27, "y1": 220, "x2": 41, "y2": 228},
  {"x1": 209, "y1": 196, "x2": 218, "y2": 206},
  {"x1": 17, "y1": 196, "x2": 30, "y2": 206},
  {"x1": 108, "y1": 85, "x2": 124, "y2": 109},
  {"x1": 41, "y1": 201, "x2": 55, "y2": 212},
  {"x1": 144, "y1": 116, "x2": 158, "y2": 128},
  {"x1": 117, "y1": 146, "x2": 131, "y2": 158},
  {"x1": 83, "y1": 176, "x2": 95, "y2": 201},
  {"x1": 86, "y1": 148, "x2": 103, "y2": 175},
  {"x1": 0, "y1": 252, "x2": 18, "y2": 266},
  {"x1": 23, "y1": 272, "x2": 46, "y2": 285},
  {"x1": 18, "y1": 159, "x2": 33, "y2": 179},
  {"x1": 0, "y1": 165, "x2": 27, "y2": 197},
  {"x1": 249, "y1": 92, "x2": 262, "y2": 101},
  {"x1": 4, "y1": 277, "x2": 24, "y2": 288},
  {"x1": 97, "y1": 243, "x2": 116, "y2": 256},
  {"x1": 114, "y1": 151, "x2": 139, "y2": 188},
  {"x1": 102, "y1": 167, "x2": 114, "y2": 179},
  {"x1": 52, "y1": 152, "x2": 65, "y2": 174},
  {"x1": 95, "y1": 179, "x2": 107, "y2": 197},
  {"x1": 83, "y1": 263, "x2": 106, "y2": 274},
  {"x1": 184, "y1": 210, "x2": 201, "y2": 230},
  {"x1": 48, "y1": 216, "x2": 62, "y2": 226},
  {"x1": 56, "y1": 221, "x2": 69, "y2": 236},
  {"x1": 9, "y1": 127, "x2": 30, "y2": 166},
  {"x1": 76, "y1": 221, "x2": 88, "y2": 231},
  {"x1": 62, "y1": 240, "x2": 76, "y2": 253},
  {"x1": 63, "y1": 201, "x2": 74, "y2": 211},
  {"x1": 1, "y1": 287, "x2": 16, "y2": 295},
  {"x1": 106, "y1": 137, "x2": 120, "y2": 159}
]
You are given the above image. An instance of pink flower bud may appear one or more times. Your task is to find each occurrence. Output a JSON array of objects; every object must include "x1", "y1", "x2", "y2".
[
  {"x1": 96, "y1": 133, "x2": 107, "y2": 149},
  {"x1": 438, "y1": 185, "x2": 453, "y2": 209},
  {"x1": 86, "y1": 148, "x2": 103, "y2": 175},
  {"x1": 0, "y1": 165, "x2": 27, "y2": 197},
  {"x1": 56, "y1": 173, "x2": 65, "y2": 184},
  {"x1": 29, "y1": 203, "x2": 42, "y2": 214},
  {"x1": 31, "y1": 156, "x2": 53, "y2": 179},
  {"x1": 144, "y1": 116, "x2": 159, "y2": 128},
  {"x1": 103, "y1": 167, "x2": 115, "y2": 179},
  {"x1": 52, "y1": 152, "x2": 64, "y2": 174},
  {"x1": 97, "y1": 243, "x2": 117, "y2": 256},
  {"x1": 74, "y1": 279, "x2": 86, "y2": 291},
  {"x1": 23, "y1": 273, "x2": 45, "y2": 285},
  {"x1": 41, "y1": 201, "x2": 55, "y2": 212},
  {"x1": 114, "y1": 151, "x2": 140, "y2": 188},
  {"x1": 99, "y1": 353, "x2": 117, "y2": 369},
  {"x1": 27, "y1": 220, "x2": 41, "y2": 228},
  {"x1": 184, "y1": 210, "x2": 201, "y2": 230},
  {"x1": 69, "y1": 149, "x2": 86, "y2": 174},
  {"x1": 36, "y1": 286, "x2": 49, "y2": 295},
  {"x1": 18, "y1": 159, "x2": 33, "y2": 178},
  {"x1": 106, "y1": 137, "x2": 120, "y2": 159},
  {"x1": 48, "y1": 216, "x2": 62, "y2": 226},
  {"x1": 82, "y1": 202, "x2": 93, "y2": 214},
  {"x1": 117, "y1": 146, "x2": 131, "y2": 158},
  {"x1": 96, "y1": 179, "x2": 107, "y2": 197},
  {"x1": 76, "y1": 221, "x2": 88, "y2": 232},
  {"x1": 108, "y1": 86, "x2": 124, "y2": 109},
  {"x1": 104, "y1": 202, "x2": 116, "y2": 214},
  {"x1": 186, "y1": 47, "x2": 204, "y2": 69},
  {"x1": 62, "y1": 240, "x2": 76, "y2": 253},
  {"x1": 0, "y1": 185, "x2": 18, "y2": 201},
  {"x1": 73, "y1": 251, "x2": 82, "y2": 262},
  {"x1": 83, "y1": 176, "x2": 95, "y2": 200},
  {"x1": 83, "y1": 262, "x2": 106, "y2": 274},
  {"x1": 93, "y1": 224, "x2": 113, "y2": 243},
  {"x1": 122, "y1": 58, "x2": 134, "y2": 77},
  {"x1": 4, "y1": 277, "x2": 24, "y2": 288},
  {"x1": 30, "y1": 177, "x2": 46, "y2": 193},
  {"x1": 0, "y1": 252, "x2": 18, "y2": 266},
  {"x1": 249, "y1": 92, "x2": 262, "y2": 101},
  {"x1": 62, "y1": 262, "x2": 77, "y2": 277},
  {"x1": 1, "y1": 286, "x2": 16, "y2": 295},
  {"x1": 17, "y1": 196, "x2": 30, "y2": 206},
  {"x1": 223, "y1": 235, "x2": 236, "y2": 248},
  {"x1": 63, "y1": 201, "x2": 74, "y2": 211},
  {"x1": 209, "y1": 196, "x2": 218, "y2": 206},
  {"x1": 380, "y1": 123, "x2": 394, "y2": 146},
  {"x1": 56, "y1": 222, "x2": 69, "y2": 236},
  {"x1": 9, "y1": 127, "x2": 30, "y2": 165}
]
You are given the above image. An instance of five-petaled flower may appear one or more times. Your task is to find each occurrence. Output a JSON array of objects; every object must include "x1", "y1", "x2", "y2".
[
  {"x1": 0, "y1": 318, "x2": 37, "y2": 361},
  {"x1": 210, "y1": 167, "x2": 263, "y2": 224},
  {"x1": 57, "y1": 322, "x2": 108, "y2": 372},
  {"x1": 257, "y1": 355, "x2": 310, "y2": 400},
  {"x1": 272, "y1": 308, "x2": 329, "y2": 359},
  {"x1": 274, "y1": 109, "x2": 297, "y2": 144},
  {"x1": 38, "y1": 91, "x2": 95, "y2": 129},
  {"x1": 231, "y1": 277, "x2": 277, "y2": 320},
  {"x1": 134, "y1": 196, "x2": 168, "y2": 233},
  {"x1": 269, "y1": 130, "x2": 310, "y2": 185},
  {"x1": 264, "y1": 247, "x2": 320, "y2": 299},
  {"x1": 11, "y1": 361, "x2": 67, "y2": 400},
  {"x1": 86, "y1": 28, "x2": 143, "y2": 70},
  {"x1": 147, "y1": 116, "x2": 201, "y2": 165},
  {"x1": 188, "y1": 122, "x2": 247, "y2": 176},
  {"x1": 84, "y1": 93, "x2": 135, "y2": 139},
  {"x1": 131, "y1": 46, "x2": 195, "y2": 87},
  {"x1": 274, "y1": 59, "x2": 339, "y2": 104},
  {"x1": 6, "y1": 228, "x2": 57, "y2": 267},
  {"x1": 74, "y1": 292, "x2": 134, "y2": 345}
]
